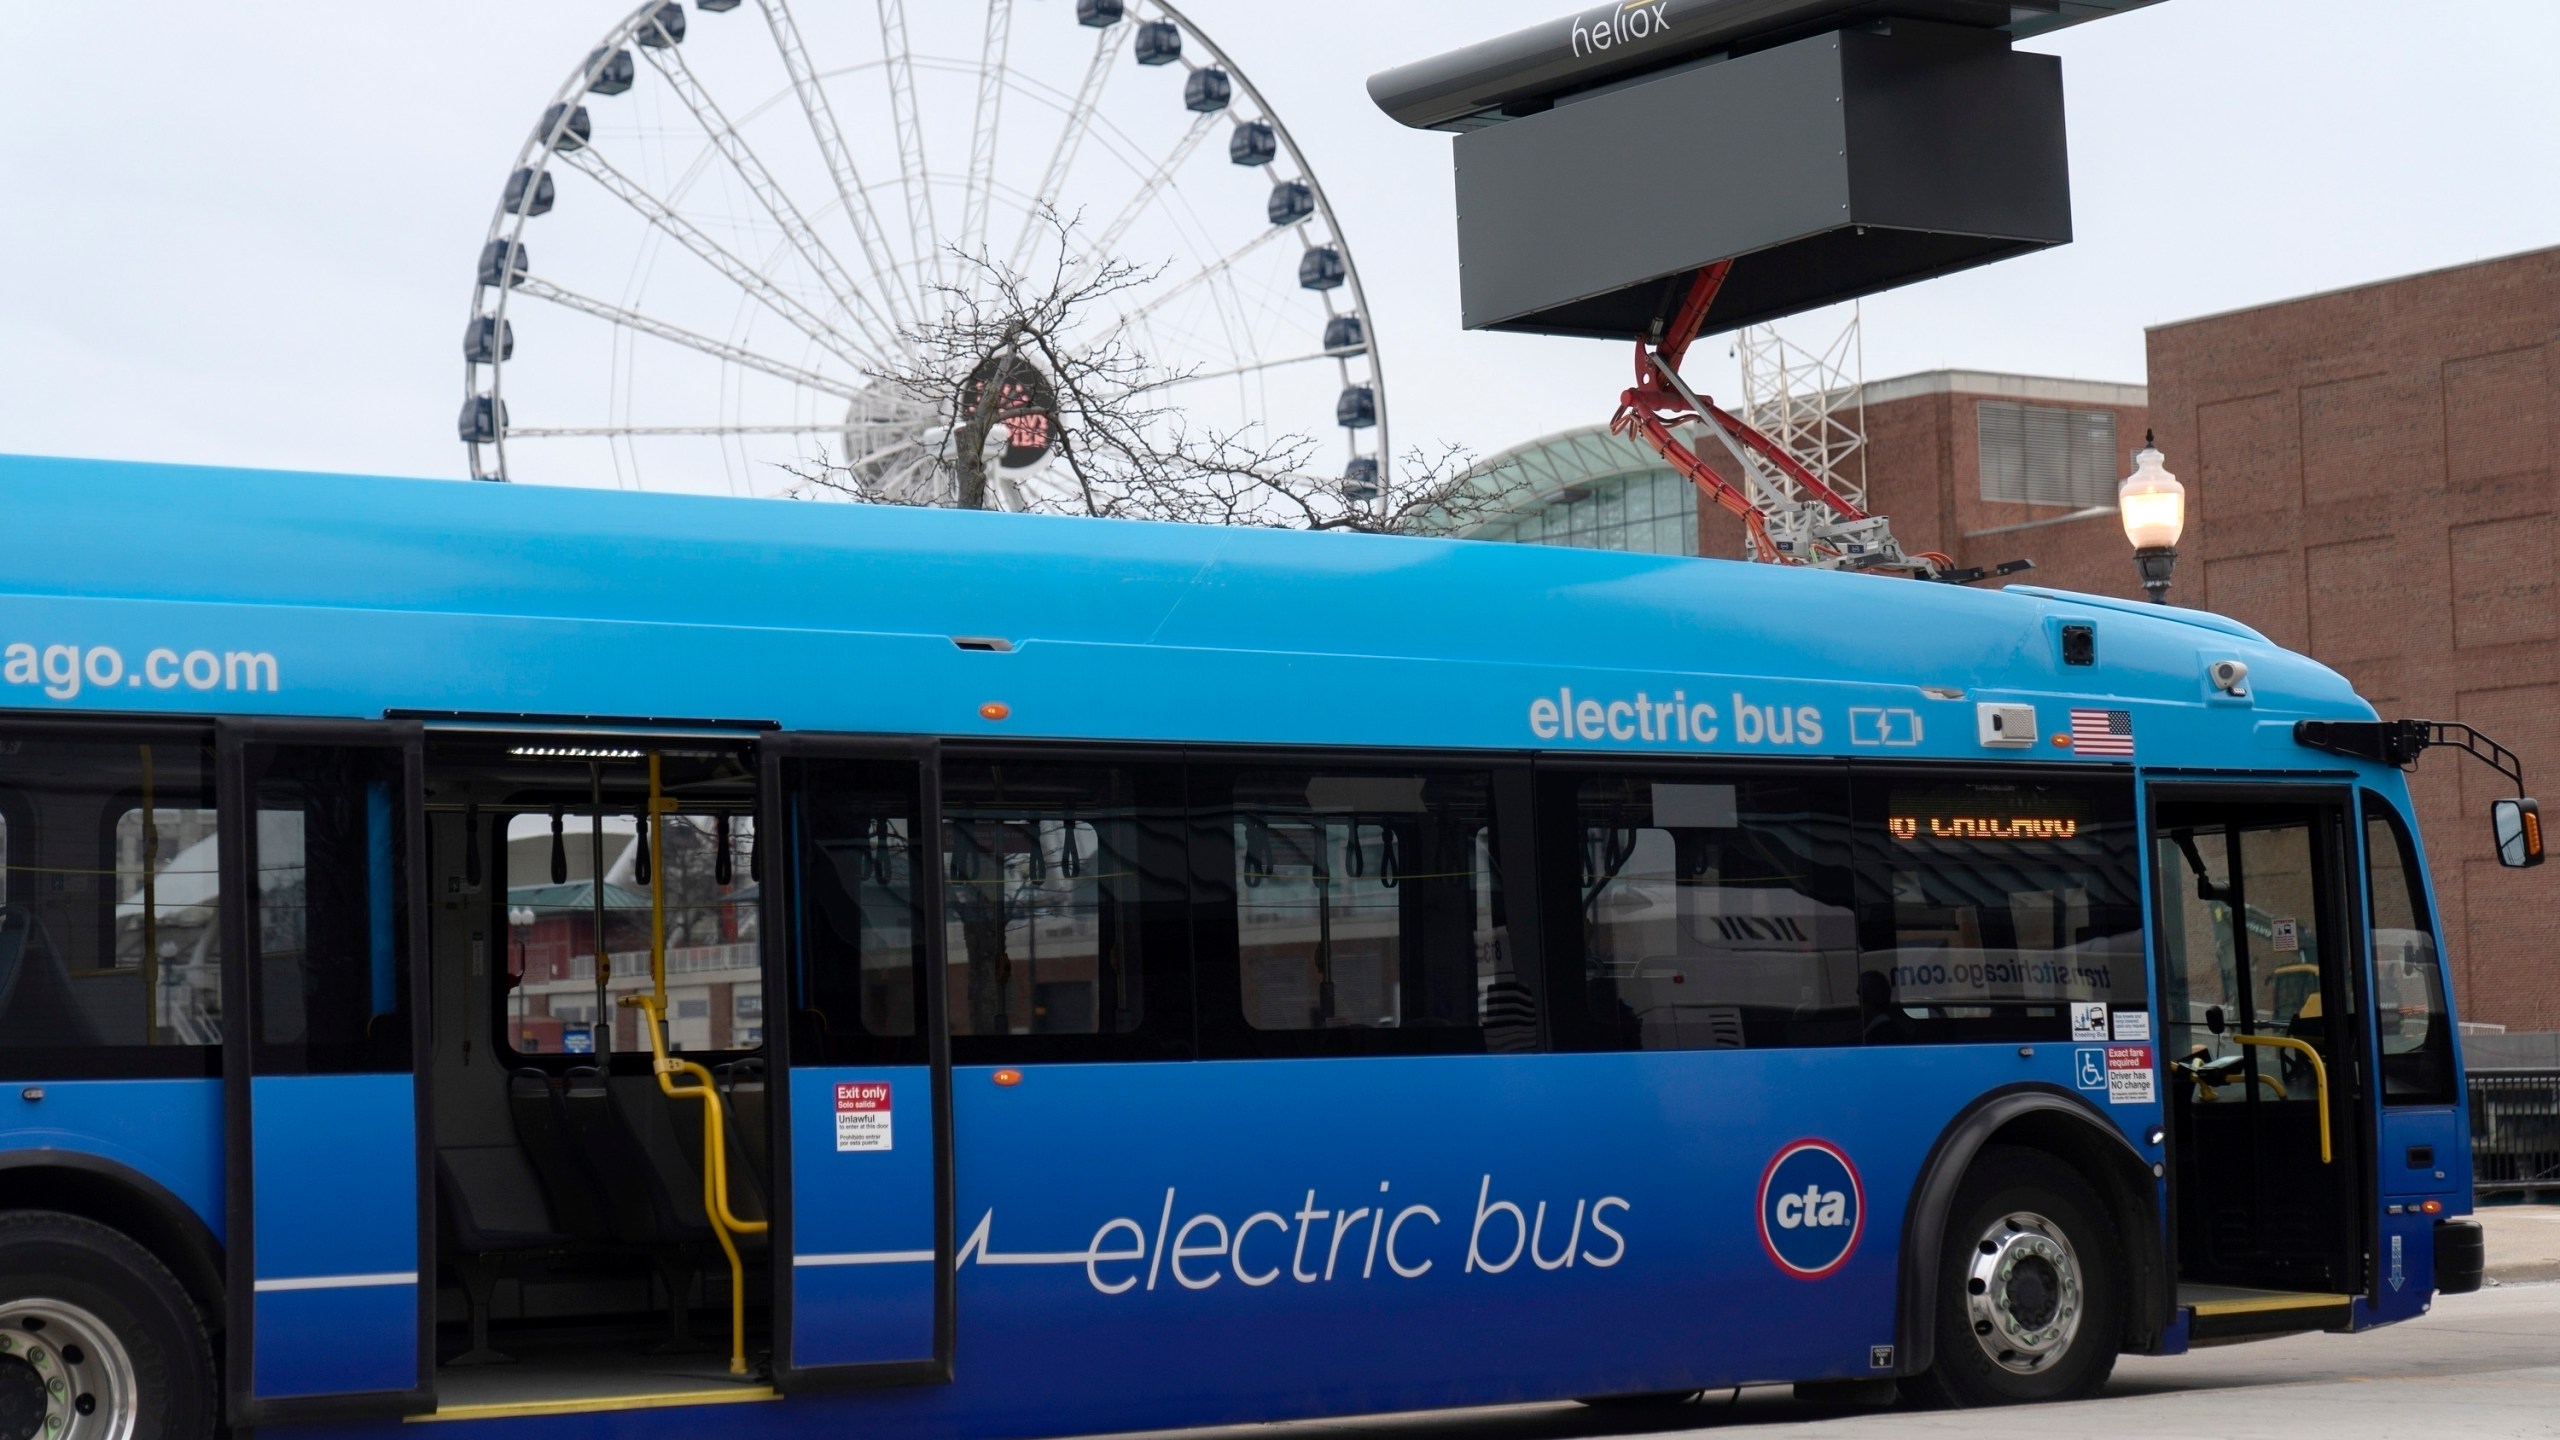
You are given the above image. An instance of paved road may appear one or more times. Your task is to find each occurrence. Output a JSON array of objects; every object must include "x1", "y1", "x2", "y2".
[{"x1": 1126, "y1": 1281, "x2": 2560, "y2": 1440}]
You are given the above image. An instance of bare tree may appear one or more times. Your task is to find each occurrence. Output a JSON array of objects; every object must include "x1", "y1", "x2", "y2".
[{"x1": 781, "y1": 208, "x2": 1527, "y2": 536}]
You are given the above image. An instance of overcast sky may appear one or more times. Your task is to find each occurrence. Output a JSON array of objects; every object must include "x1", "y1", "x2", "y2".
[{"x1": 2, "y1": 0, "x2": 2555, "y2": 484}]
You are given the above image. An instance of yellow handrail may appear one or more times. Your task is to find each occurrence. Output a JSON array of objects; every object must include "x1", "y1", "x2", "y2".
[
  {"x1": 617, "y1": 752, "x2": 767, "y2": 1379},
  {"x1": 2171, "y1": 1058, "x2": 2287, "y2": 1103},
  {"x1": 2232, "y1": 1034, "x2": 2332, "y2": 1164}
]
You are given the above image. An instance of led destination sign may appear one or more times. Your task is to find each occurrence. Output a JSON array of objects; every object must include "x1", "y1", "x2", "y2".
[
  {"x1": 1889, "y1": 814, "x2": 2081, "y2": 843},
  {"x1": 1887, "y1": 791, "x2": 2087, "y2": 845}
]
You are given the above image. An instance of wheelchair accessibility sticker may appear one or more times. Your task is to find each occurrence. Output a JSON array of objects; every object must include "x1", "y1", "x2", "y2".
[
  {"x1": 2074, "y1": 1047, "x2": 2106, "y2": 1091},
  {"x1": 1758, "y1": 1140, "x2": 1863, "y2": 1279}
]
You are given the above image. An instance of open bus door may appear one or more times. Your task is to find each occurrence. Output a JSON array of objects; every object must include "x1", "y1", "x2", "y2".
[
  {"x1": 216, "y1": 720, "x2": 432, "y2": 1425},
  {"x1": 760, "y1": 736, "x2": 955, "y2": 1388},
  {"x1": 2149, "y1": 784, "x2": 2367, "y2": 1340}
]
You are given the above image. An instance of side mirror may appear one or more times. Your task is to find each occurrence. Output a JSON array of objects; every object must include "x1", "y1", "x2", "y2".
[
  {"x1": 2494, "y1": 798, "x2": 2545, "y2": 869},
  {"x1": 2204, "y1": 1005, "x2": 2225, "y2": 1036}
]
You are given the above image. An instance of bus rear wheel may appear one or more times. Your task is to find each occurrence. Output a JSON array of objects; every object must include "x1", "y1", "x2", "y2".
[
  {"x1": 0, "y1": 1211, "x2": 213, "y2": 1440},
  {"x1": 1911, "y1": 1147, "x2": 2121, "y2": 1408}
]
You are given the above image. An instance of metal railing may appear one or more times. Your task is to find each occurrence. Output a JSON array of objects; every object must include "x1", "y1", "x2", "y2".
[{"x1": 2470, "y1": 1071, "x2": 2560, "y2": 1199}]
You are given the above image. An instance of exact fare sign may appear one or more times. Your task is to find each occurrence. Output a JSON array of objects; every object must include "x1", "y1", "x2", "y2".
[{"x1": 835, "y1": 1082, "x2": 892, "y2": 1153}]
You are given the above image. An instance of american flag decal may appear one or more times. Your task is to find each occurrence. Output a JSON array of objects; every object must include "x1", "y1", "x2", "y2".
[{"x1": 2070, "y1": 708, "x2": 2135, "y2": 756}]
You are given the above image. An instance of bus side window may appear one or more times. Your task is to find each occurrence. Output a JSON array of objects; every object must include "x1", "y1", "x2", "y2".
[
  {"x1": 790, "y1": 758, "x2": 931, "y2": 1067},
  {"x1": 939, "y1": 758, "x2": 1189, "y2": 1061},
  {"x1": 0, "y1": 726, "x2": 222, "y2": 1075},
  {"x1": 1559, "y1": 768, "x2": 1858, "y2": 1051},
  {"x1": 1851, "y1": 774, "x2": 2146, "y2": 1044},
  {"x1": 2364, "y1": 793, "x2": 2456, "y2": 1105},
  {"x1": 244, "y1": 745, "x2": 412, "y2": 1075},
  {"x1": 1195, "y1": 765, "x2": 1513, "y2": 1057}
]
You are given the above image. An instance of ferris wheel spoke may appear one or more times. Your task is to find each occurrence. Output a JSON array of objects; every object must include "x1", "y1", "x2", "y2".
[
  {"x1": 1007, "y1": 23, "x2": 1121, "y2": 275},
  {"x1": 508, "y1": 423, "x2": 850, "y2": 438},
  {"x1": 516, "y1": 277, "x2": 864, "y2": 400},
  {"x1": 636, "y1": 42, "x2": 903, "y2": 359},
  {"x1": 958, "y1": 0, "x2": 1012, "y2": 286},
  {"x1": 1084, "y1": 111, "x2": 1218, "y2": 272},
  {"x1": 841, "y1": 435, "x2": 927, "y2": 467},
  {"x1": 1092, "y1": 222, "x2": 1292, "y2": 347},
  {"x1": 1120, "y1": 349, "x2": 1336, "y2": 395},
  {"x1": 877, "y1": 0, "x2": 945, "y2": 294},
  {"x1": 557, "y1": 146, "x2": 880, "y2": 373},
  {"x1": 757, "y1": 0, "x2": 921, "y2": 331}
]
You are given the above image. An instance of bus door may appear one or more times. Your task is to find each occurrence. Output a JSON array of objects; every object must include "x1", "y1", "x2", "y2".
[
  {"x1": 216, "y1": 720, "x2": 431, "y2": 1425},
  {"x1": 2150, "y1": 785, "x2": 2366, "y2": 1321},
  {"x1": 759, "y1": 737, "x2": 954, "y2": 1387}
]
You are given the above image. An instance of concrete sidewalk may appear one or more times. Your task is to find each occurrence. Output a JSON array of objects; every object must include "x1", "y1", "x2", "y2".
[{"x1": 2476, "y1": 1204, "x2": 2560, "y2": 1283}]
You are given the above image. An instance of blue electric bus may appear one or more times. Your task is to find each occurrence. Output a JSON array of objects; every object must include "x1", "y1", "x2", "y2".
[{"x1": 0, "y1": 454, "x2": 2531, "y2": 1439}]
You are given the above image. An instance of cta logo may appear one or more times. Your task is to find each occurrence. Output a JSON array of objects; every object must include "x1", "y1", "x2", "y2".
[{"x1": 1758, "y1": 1140, "x2": 1863, "y2": 1279}]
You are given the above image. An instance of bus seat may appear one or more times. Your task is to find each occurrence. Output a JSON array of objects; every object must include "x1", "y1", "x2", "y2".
[
  {"x1": 561, "y1": 1068, "x2": 712, "y2": 1351},
  {"x1": 612, "y1": 1072, "x2": 767, "y2": 1285},
  {"x1": 670, "y1": 1060, "x2": 767, "y2": 1233},
  {"x1": 0, "y1": 905, "x2": 102, "y2": 1049},
  {"x1": 434, "y1": 1144, "x2": 568, "y2": 1366},
  {"x1": 505, "y1": 1068, "x2": 615, "y2": 1245},
  {"x1": 559, "y1": 1068, "x2": 708, "y2": 1243}
]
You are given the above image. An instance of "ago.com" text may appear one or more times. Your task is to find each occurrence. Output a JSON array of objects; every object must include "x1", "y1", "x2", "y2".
[{"x1": 3, "y1": 643, "x2": 280, "y2": 701}]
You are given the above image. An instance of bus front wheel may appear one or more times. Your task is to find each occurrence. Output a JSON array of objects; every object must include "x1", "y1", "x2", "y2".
[
  {"x1": 1911, "y1": 1146, "x2": 2122, "y2": 1408},
  {"x1": 0, "y1": 1210, "x2": 215, "y2": 1440}
]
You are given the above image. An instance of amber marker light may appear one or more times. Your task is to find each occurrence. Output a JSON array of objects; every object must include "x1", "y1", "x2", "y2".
[
  {"x1": 993, "y1": 1069, "x2": 1023, "y2": 1087},
  {"x1": 2422, "y1": 1199, "x2": 2444, "y2": 1214},
  {"x1": 979, "y1": 702, "x2": 1011, "y2": 721},
  {"x1": 2052, "y1": 734, "x2": 2074, "y2": 748}
]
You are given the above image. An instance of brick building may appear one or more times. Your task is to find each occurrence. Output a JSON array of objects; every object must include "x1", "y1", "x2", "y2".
[
  {"x1": 2139, "y1": 246, "x2": 2560, "y2": 1033},
  {"x1": 1696, "y1": 370, "x2": 2151, "y2": 578}
]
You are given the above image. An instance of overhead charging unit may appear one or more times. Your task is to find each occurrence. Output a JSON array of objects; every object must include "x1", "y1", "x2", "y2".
[{"x1": 1369, "y1": 0, "x2": 2160, "y2": 339}]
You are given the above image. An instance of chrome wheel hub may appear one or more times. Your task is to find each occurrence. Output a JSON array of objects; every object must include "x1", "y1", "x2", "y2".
[
  {"x1": 1963, "y1": 1210, "x2": 2083, "y2": 1376},
  {"x1": 0, "y1": 1301, "x2": 137, "y2": 1440}
]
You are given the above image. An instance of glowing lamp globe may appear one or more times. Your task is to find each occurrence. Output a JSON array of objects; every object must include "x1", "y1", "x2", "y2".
[{"x1": 2118, "y1": 443, "x2": 2185, "y2": 551}]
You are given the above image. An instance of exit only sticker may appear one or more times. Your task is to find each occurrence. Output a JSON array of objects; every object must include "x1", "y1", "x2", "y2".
[{"x1": 836, "y1": 1082, "x2": 892, "y2": 1152}]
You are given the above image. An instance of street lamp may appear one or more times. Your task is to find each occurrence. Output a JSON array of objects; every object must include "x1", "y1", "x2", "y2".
[{"x1": 2118, "y1": 430, "x2": 2185, "y2": 604}]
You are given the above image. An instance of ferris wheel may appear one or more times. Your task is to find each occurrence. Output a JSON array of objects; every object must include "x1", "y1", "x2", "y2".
[{"x1": 460, "y1": 0, "x2": 1387, "y2": 508}]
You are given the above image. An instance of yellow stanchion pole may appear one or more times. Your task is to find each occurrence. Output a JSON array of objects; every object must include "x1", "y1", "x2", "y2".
[{"x1": 619, "y1": 752, "x2": 767, "y2": 1378}]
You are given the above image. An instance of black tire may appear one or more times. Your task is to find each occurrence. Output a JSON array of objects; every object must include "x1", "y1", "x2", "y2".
[
  {"x1": 0, "y1": 1210, "x2": 216, "y2": 1440},
  {"x1": 1909, "y1": 1146, "x2": 2121, "y2": 1408}
]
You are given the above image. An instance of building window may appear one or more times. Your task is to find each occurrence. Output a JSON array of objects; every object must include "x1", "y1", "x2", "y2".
[
  {"x1": 1978, "y1": 401, "x2": 2119, "y2": 508},
  {"x1": 1478, "y1": 470, "x2": 1699, "y2": 556}
]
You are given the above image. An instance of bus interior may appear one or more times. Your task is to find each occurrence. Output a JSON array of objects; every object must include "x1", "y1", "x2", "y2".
[
  {"x1": 421, "y1": 734, "x2": 772, "y2": 1409},
  {"x1": 2148, "y1": 790, "x2": 2462, "y2": 1340}
]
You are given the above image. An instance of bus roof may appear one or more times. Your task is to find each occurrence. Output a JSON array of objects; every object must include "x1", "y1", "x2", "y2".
[{"x1": 0, "y1": 454, "x2": 2370, "y2": 765}]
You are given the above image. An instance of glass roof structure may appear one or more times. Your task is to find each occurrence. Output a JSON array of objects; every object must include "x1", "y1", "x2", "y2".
[{"x1": 1429, "y1": 425, "x2": 1700, "y2": 558}]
